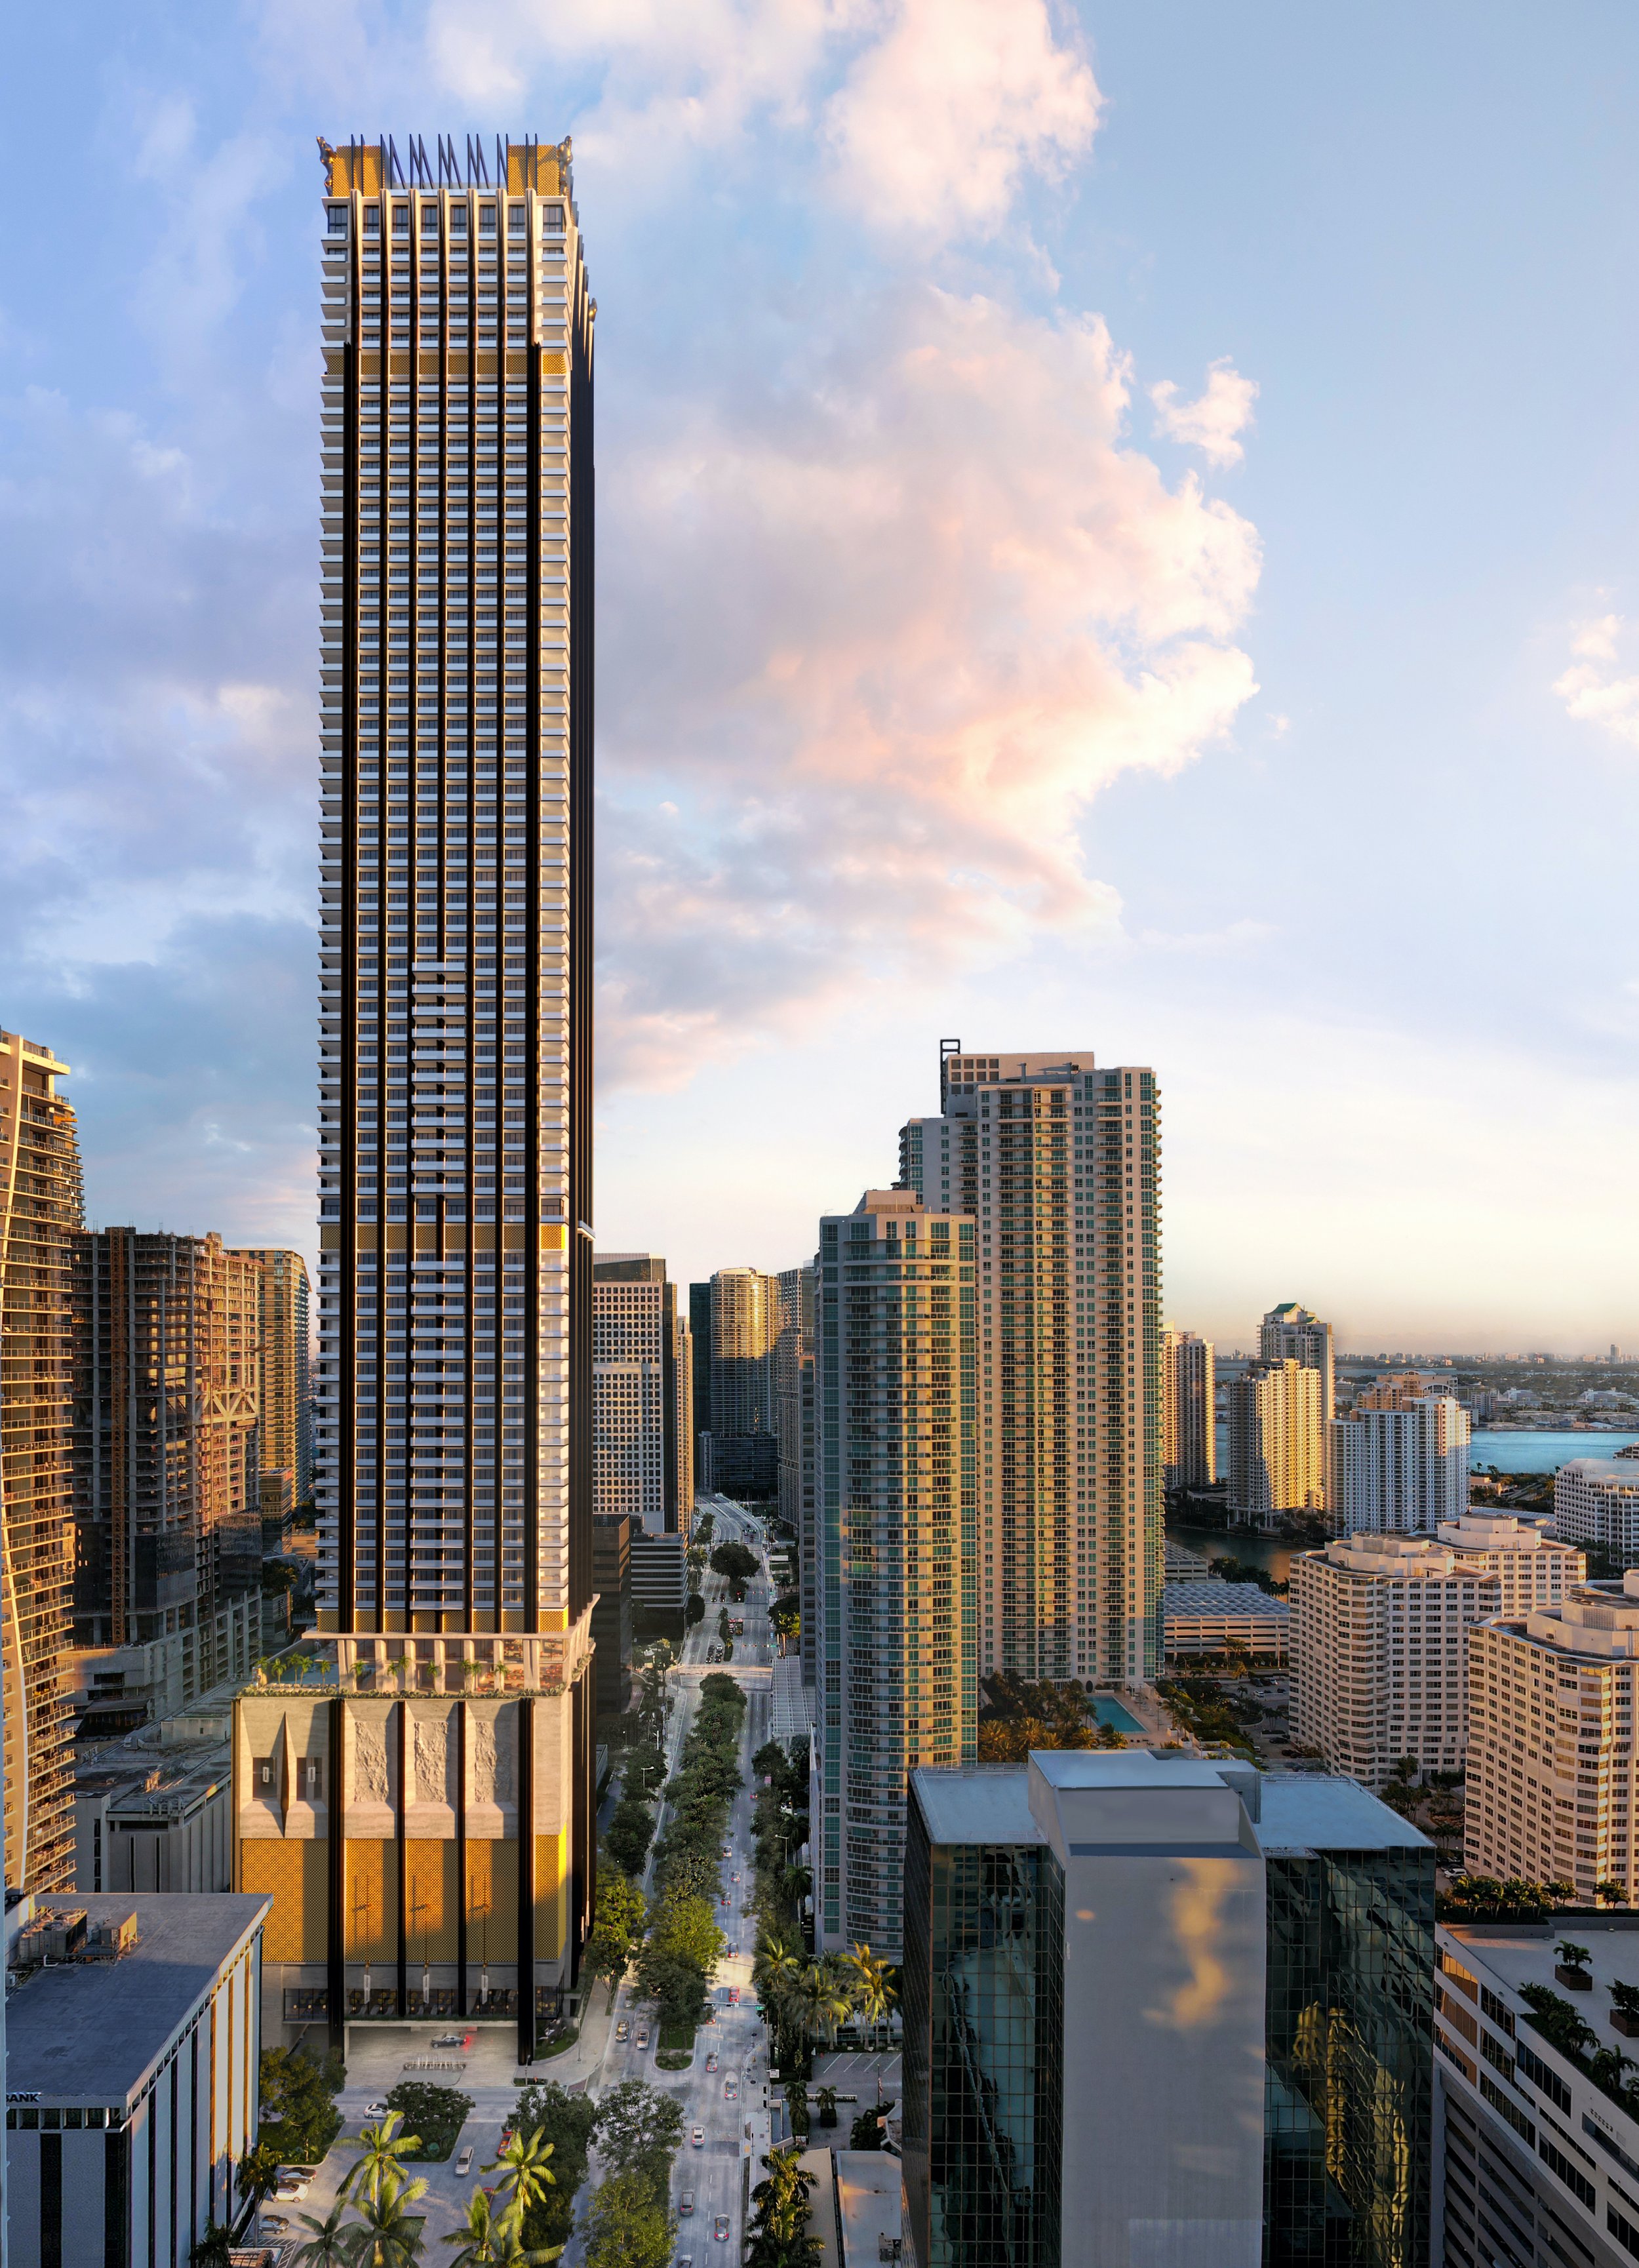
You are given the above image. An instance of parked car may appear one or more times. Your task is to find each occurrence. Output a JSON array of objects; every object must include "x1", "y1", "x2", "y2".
[
  {"x1": 615, "y1": 2019, "x2": 630, "y2": 2043},
  {"x1": 679, "y1": 2191, "x2": 696, "y2": 2216},
  {"x1": 274, "y1": 2175, "x2": 313, "y2": 2202},
  {"x1": 455, "y1": 2147, "x2": 473, "y2": 2176},
  {"x1": 714, "y1": 2215, "x2": 731, "y2": 2242},
  {"x1": 635, "y1": 2025, "x2": 650, "y2": 2048},
  {"x1": 691, "y1": 2125, "x2": 705, "y2": 2148}
]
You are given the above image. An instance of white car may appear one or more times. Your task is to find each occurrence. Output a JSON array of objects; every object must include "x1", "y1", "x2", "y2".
[
  {"x1": 273, "y1": 2175, "x2": 312, "y2": 2202},
  {"x1": 455, "y1": 2147, "x2": 474, "y2": 2176},
  {"x1": 692, "y1": 2125, "x2": 705, "y2": 2148}
]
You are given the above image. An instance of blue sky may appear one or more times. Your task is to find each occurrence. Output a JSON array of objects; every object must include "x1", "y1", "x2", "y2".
[{"x1": 4, "y1": 1, "x2": 1638, "y2": 1351}]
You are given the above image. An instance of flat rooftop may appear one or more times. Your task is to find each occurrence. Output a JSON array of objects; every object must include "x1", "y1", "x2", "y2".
[
  {"x1": 7, "y1": 1894, "x2": 269, "y2": 2107},
  {"x1": 1444, "y1": 1922, "x2": 1639, "y2": 2062},
  {"x1": 835, "y1": 2150, "x2": 902, "y2": 2268},
  {"x1": 910, "y1": 1765, "x2": 1044, "y2": 1846},
  {"x1": 1256, "y1": 1774, "x2": 1431, "y2": 1856}
]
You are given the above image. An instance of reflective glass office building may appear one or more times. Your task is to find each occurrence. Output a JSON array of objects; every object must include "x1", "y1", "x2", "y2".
[{"x1": 904, "y1": 1754, "x2": 1434, "y2": 2268}]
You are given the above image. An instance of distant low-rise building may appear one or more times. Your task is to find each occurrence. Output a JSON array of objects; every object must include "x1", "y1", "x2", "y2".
[
  {"x1": 73, "y1": 1751, "x2": 232, "y2": 1894},
  {"x1": 1162, "y1": 1579, "x2": 1289, "y2": 1661},
  {"x1": 1554, "y1": 1457, "x2": 1639, "y2": 1566}
]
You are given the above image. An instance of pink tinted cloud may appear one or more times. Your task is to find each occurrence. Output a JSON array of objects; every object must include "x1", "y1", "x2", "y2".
[
  {"x1": 599, "y1": 286, "x2": 1261, "y2": 1087},
  {"x1": 823, "y1": 0, "x2": 1102, "y2": 240}
]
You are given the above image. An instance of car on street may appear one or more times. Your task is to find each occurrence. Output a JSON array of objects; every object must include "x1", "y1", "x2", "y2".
[
  {"x1": 691, "y1": 2126, "x2": 705, "y2": 2148},
  {"x1": 724, "y1": 2077, "x2": 738, "y2": 2100},
  {"x1": 636, "y1": 2025, "x2": 650, "y2": 2048},
  {"x1": 714, "y1": 2215, "x2": 732, "y2": 2241},
  {"x1": 363, "y1": 2101, "x2": 390, "y2": 2118},
  {"x1": 615, "y1": 2019, "x2": 630, "y2": 2042},
  {"x1": 679, "y1": 2191, "x2": 696, "y2": 2216},
  {"x1": 705, "y1": 2052, "x2": 719, "y2": 2073},
  {"x1": 455, "y1": 2148, "x2": 474, "y2": 2176}
]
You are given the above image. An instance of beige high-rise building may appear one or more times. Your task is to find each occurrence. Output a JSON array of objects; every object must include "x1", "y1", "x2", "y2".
[
  {"x1": 1227, "y1": 1357, "x2": 1324, "y2": 1530},
  {"x1": 591, "y1": 1254, "x2": 689, "y2": 1535},
  {"x1": 812, "y1": 1190, "x2": 977, "y2": 1956},
  {"x1": 1259, "y1": 1300, "x2": 1334, "y2": 1422},
  {"x1": 239, "y1": 135, "x2": 598, "y2": 2066},
  {"x1": 231, "y1": 1246, "x2": 313, "y2": 1502},
  {"x1": 0, "y1": 1027, "x2": 81, "y2": 1892},
  {"x1": 1290, "y1": 1517, "x2": 1584, "y2": 1787},
  {"x1": 1554, "y1": 1457, "x2": 1639, "y2": 1566},
  {"x1": 1465, "y1": 1575, "x2": 1639, "y2": 1898},
  {"x1": 899, "y1": 1044, "x2": 1160, "y2": 1685},
  {"x1": 709, "y1": 1266, "x2": 781, "y2": 1435},
  {"x1": 1162, "y1": 1327, "x2": 1214, "y2": 1490}
]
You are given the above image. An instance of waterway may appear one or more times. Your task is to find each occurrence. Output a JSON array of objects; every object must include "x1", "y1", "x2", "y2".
[
  {"x1": 1471, "y1": 1428, "x2": 1639, "y2": 1473},
  {"x1": 1165, "y1": 1523, "x2": 1299, "y2": 1587}
]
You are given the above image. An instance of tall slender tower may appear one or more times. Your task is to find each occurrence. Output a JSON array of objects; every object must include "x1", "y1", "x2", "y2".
[
  {"x1": 243, "y1": 136, "x2": 596, "y2": 2063},
  {"x1": 899, "y1": 1045, "x2": 1162, "y2": 1685},
  {"x1": 1161, "y1": 1327, "x2": 1215, "y2": 1490},
  {"x1": 231, "y1": 1246, "x2": 313, "y2": 1502},
  {"x1": 0, "y1": 1027, "x2": 81, "y2": 1892}
]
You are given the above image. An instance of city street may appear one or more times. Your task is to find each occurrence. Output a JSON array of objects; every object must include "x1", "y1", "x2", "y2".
[{"x1": 564, "y1": 1495, "x2": 780, "y2": 2262}]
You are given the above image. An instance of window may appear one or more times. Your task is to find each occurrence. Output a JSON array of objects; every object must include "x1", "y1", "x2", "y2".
[
  {"x1": 392, "y1": 204, "x2": 409, "y2": 235},
  {"x1": 1540, "y1": 2136, "x2": 1596, "y2": 2210},
  {"x1": 328, "y1": 206, "x2": 349, "y2": 235},
  {"x1": 364, "y1": 208, "x2": 380, "y2": 236},
  {"x1": 479, "y1": 206, "x2": 496, "y2": 235}
]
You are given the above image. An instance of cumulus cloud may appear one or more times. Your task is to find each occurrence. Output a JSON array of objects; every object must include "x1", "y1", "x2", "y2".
[
  {"x1": 823, "y1": 0, "x2": 1101, "y2": 240},
  {"x1": 416, "y1": 0, "x2": 1097, "y2": 236},
  {"x1": 1556, "y1": 613, "x2": 1639, "y2": 747},
  {"x1": 596, "y1": 285, "x2": 1260, "y2": 1088},
  {"x1": 1149, "y1": 357, "x2": 1259, "y2": 468}
]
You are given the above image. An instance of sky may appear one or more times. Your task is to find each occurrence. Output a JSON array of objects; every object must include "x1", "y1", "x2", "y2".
[{"x1": 4, "y1": 1, "x2": 1639, "y2": 1353}]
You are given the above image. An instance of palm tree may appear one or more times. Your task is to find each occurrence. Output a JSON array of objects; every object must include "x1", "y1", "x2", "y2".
[
  {"x1": 340, "y1": 2112, "x2": 425, "y2": 2210},
  {"x1": 755, "y1": 1934, "x2": 804, "y2": 2005},
  {"x1": 445, "y1": 2187, "x2": 563, "y2": 2267},
  {"x1": 796, "y1": 1959, "x2": 852, "y2": 2050},
  {"x1": 347, "y1": 2175, "x2": 429, "y2": 2268},
  {"x1": 844, "y1": 1945, "x2": 896, "y2": 2050},
  {"x1": 289, "y1": 2200, "x2": 359, "y2": 2268},
  {"x1": 481, "y1": 2127, "x2": 559, "y2": 2225}
]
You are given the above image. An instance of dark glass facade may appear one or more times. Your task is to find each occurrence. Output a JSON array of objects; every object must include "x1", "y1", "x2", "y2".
[
  {"x1": 904, "y1": 1799, "x2": 1064, "y2": 2268},
  {"x1": 1263, "y1": 1847, "x2": 1436, "y2": 2267}
]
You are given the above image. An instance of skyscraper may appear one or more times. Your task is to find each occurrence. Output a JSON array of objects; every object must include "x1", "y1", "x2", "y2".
[
  {"x1": 1259, "y1": 1300, "x2": 1335, "y2": 1421},
  {"x1": 898, "y1": 1045, "x2": 1161, "y2": 1686},
  {"x1": 774, "y1": 1265, "x2": 816, "y2": 1681},
  {"x1": 591, "y1": 1253, "x2": 688, "y2": 1534},
  {"x1": 73, "y1": 1229, "x2": 265, "y2": 1720},
  {"x1": 1161, "y1": 1326, "x2": 1215, "y2": 1489},
  {"x1": 813, "y1": 1190, "x2": 977, "y2": 1957},
  {"x1": 230, "y1": 1246, "x2": 313, "y2": 1503},
  {"x1": 1227, "y1": 1356, "x2": 1325, "y2": 1528},
  {"x1": 0, "y1": 1027, "x2": 81, "y2": 1892},
  {"x1": 708, "y1": 1267, "x2": 780, "y2": 1435},
  {"x1": 902, "y1": 1751, "x2": 1434, "y2": 2268},
  {"x1": 235, "y1": 134, "x2": 596, "y2": 2064},
  {"x1": 1325, "y1": 1393, "x2": 1471, "y2": 1533}
]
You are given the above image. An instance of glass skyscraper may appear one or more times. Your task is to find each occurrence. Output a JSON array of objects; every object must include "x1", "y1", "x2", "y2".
[{"x1": 903, "y1": 1754, "x2": 1433, "y2": 2268}]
